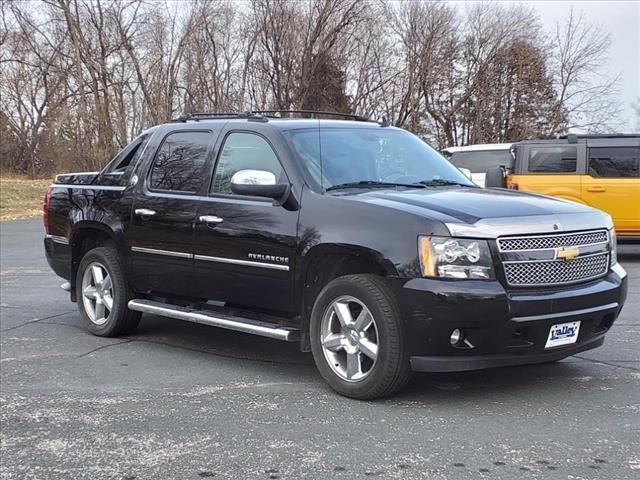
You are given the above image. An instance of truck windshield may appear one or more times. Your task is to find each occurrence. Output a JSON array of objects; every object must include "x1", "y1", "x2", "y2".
[{"x1": 284, "y1": 127, "x2": 475, "y2": 190}]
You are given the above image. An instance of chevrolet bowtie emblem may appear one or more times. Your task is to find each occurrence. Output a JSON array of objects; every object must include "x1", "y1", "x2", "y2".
[{"x1": 555, "y1": 246, "x2": 580, "y2": 261}]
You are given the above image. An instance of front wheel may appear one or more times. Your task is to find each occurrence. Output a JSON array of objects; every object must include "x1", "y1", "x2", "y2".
[
  {"x1": 310, "y1": 274, "x2": 411, "y2": 399},
  {"x1": 76, "y1": 246, "x2": 140, "y2": 337}
]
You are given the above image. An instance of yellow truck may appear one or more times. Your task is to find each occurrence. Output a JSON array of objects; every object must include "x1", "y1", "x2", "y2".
[{"x1": 480, "y1": 135, "x2": 639, "y2": 241}]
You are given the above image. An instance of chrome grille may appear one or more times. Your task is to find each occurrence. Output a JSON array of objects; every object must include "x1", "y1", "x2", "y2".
[
  {"x1": 498, "y1": 230, "x2": 608, "y2": 251},
  {"x1": 503, "y1": 253, "x2": 609, "y2": 286}
]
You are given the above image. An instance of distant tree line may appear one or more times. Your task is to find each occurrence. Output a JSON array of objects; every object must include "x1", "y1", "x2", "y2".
[{"x1": 0, "y1": 0, "x2": 620, "y2": 176}]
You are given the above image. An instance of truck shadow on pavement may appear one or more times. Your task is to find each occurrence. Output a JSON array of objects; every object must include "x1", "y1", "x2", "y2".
[{"x1": 126, "y1": 314, "x2": 604, "y2": 403}]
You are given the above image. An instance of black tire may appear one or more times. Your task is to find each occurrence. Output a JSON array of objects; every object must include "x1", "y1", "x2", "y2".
[
  {"x1": 485, "y1": 166, "x2": 506, "y2": 188},
  {"x1": 75, "y1": 246, "x2": 141, "y2": 337},
  {"x1": 310, "y1": 274, "x2": 412, "y2": 399}
]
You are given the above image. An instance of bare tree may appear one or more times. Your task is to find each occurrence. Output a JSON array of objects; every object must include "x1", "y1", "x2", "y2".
[
  {"x1": 0, "y1": 0, "x2": 626, "y2": 176},
  {"x1": 552, "y1": 7, "x2": 622, "y2": 132}
]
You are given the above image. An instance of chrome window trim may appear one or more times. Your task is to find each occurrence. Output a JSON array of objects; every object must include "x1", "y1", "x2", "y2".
[
  {"x1": 194, "y1": 254, "x2": 289, "y2": 271},
  {"x1": 46, "y1": 234, "x2": 69, "y2": 245},
  {"x1": 131, "y1": 246, "x2": 191, "y2": 259}
]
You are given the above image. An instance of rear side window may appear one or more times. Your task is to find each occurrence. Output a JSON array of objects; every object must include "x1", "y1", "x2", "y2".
[
  {"x1": 107, "y1": 134, "x2": 149, "y2": 173},
  {"x1": 449, "y1": 150, "x2": 513, "y2": 172},
  {"x1": 589, "y1": 146, "x2": 640, "y2": 178},
  {"x1": 211, "y1": 132, "x2": 284, "y2": 194},
  {"x1": 528, "y1": 146, "x2": 577, "y2": 173},
  {"x1": 149, "y1": 131, "x2": 211, "y2": 193}
]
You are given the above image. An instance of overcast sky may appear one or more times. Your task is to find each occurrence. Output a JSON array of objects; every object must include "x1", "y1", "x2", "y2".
[{"x1": 520, "y1": 0, "x2": 638, "y2": 132}]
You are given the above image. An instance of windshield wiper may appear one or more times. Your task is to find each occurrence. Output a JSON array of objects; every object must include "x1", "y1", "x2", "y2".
[
  {"x1": 326, "y1": 180, "x2": 426, "y2": 191},
  {"x1": 414, "y1": 179, "x2": 475, "y2": 187}
]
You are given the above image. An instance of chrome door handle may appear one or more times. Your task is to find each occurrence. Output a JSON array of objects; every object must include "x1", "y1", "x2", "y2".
[
  {"x1": 135, "y1": 208, "x2": 156, "y2": 216},
  {"x1": 199, "y1": 215, "x2": 223, "y2": 224}
]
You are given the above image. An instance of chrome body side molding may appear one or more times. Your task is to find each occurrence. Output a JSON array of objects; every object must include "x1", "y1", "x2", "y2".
[
  {"x1": 194, "y1": 254, "x2": 290, "y2": 271},
  {"x1": 130, "y1": 247, "x2": 289, "y2": 271},
  {"x1": 130, "y1": 246, "x2": 191, "y2": 259},
  {"x1": 52, "y1": 184, "x2": 126, "y2": 192},
  {"x1": 127, "y1": 299, "x2": 298, "y2": 341}
]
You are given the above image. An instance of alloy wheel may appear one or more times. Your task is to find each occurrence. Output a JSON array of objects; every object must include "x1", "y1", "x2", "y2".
[
  {"x1": 320, "y1": 295, "x2": 379, "y2": 382},
  {"x1": 81, "y1": 262, "x2": 114, "y2": 326}
]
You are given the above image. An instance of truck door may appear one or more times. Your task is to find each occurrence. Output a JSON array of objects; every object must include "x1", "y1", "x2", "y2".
[
  {"x1": 127, "y1": 129, "x2": 217, "y2": 297},
  {"x1": 582, "y1": 143, "x2": 640, "y2": 237},
  {"x1": 192, "y1": 127, "x2": 299, "y2": 313},
  {"x1": 515, "y1": 143, "x2": 586, "y2": 203}
]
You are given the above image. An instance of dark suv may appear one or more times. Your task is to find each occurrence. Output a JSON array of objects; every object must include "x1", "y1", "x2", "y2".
[{"x1": 44, "y1": 111, "x2": 628, "y2": 399}]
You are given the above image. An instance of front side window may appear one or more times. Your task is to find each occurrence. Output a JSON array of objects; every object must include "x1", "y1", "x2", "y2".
[
  {"x1": 589, "y1": 146, "x2": 640, "y2": 178},
  {"x1": 528, "y1": 146, "x2": 577, "y2": 173},
  {"x1": 211, "y1": 132, "x2": 284, "y2": 194},
  {"x1": 149, "y1": 131, "x2": 211, "y2": 192},
  {"x1": 284, "y1": 128, "x2": 473, "y2": 189}
]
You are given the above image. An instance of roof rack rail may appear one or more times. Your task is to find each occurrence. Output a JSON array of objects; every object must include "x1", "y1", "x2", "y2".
[
  {"x1": 169, "y1": 110, "x2": 373, "y2": 123},
  {"x1": 171, "y1": 111, "x2": 268, "y2": 123},
  {"x1": 558, "y1": 133, "x2": 640, "y2": 139},
  {"x1": 252, "y1": 110, "x2": 370, "y2": 122}
]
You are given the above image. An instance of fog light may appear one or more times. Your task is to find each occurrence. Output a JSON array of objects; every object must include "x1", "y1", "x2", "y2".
[{"x1": 450, "y1": 329, "x2": 462, "y2": 345}]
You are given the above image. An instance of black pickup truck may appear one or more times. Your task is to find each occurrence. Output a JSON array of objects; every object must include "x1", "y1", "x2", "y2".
[{"x1": 44, "y1": 111, "x2": 628, "y2": 399}]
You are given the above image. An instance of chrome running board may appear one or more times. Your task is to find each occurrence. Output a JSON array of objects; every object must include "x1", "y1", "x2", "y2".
[{"x1": 127, "y1": 299, "x2": 299, "y2": 342}]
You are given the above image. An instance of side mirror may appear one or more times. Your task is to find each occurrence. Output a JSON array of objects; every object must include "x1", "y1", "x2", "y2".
[
  {"x1": 230, "y1": 169, "x2": 289, "y2": 200},
  {"x1": 458, "y1": 167, "x2": 472, "y2": 179},
  {"x1": 485, "y1": 166, "x2": 507, "y2": 188}
]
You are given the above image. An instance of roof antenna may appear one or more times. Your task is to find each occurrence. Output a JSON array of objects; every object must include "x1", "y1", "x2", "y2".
[
  {"x1": 379, "y1": 116, "x2": 390, "y2": 127},
  {"x1": 319, "y1": 116, "x2": 324, "y2": 192}
]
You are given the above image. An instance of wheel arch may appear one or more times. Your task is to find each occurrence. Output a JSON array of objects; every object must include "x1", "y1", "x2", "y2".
[
  {"x1": 297, "y1": 243, "x2": 398, "y2": 352},
  {"x1": 69, "y1": 222, "x2": 124, "y2": 301}
]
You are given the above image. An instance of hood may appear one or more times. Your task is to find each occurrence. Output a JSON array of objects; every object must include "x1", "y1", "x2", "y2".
[{"x1": 341, "y1": 187, "x2": 612, "y2": 238}]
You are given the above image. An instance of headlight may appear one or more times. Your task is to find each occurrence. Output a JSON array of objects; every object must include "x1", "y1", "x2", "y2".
[
  {"x1": 609, "y1": 228, "x2": 617, "y2": 266},
  {"x1": 419, "y1": 236, "x2": 495, "y2": 280}
]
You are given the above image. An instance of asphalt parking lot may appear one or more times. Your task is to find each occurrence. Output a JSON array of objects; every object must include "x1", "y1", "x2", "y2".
[{"x1": 1, "y1": 218, "x2": 638, "y2": 480}]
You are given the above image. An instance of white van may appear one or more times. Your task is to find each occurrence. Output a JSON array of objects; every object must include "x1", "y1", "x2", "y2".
[{"x1": 442, "y1": 143, "x2": 513, "y2": 187}]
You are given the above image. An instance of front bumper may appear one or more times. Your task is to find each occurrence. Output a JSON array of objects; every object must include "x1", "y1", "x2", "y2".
[{"x1": 392, "y1": 263, "x2": 628, "y2": 373}]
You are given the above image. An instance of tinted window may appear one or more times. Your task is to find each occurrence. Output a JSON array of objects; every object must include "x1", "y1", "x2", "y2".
[
  {"x1": 108, "y1": 134, "x2": 149, "y2": 173},
  {"x1": 589, "y1": 146, "x2": 639, "y2": 178},
  {"x1": 149, "y1": 131, "x2": 211, "y2": 192},
  {"x1": 211, "y1": 133, "x2": 283, "y2": 194},
  {"x1": 528, "y1": 146, "x2": 577, "y2": 173},
  {"x1": 284, "y1": 128, "x2": 473, "y2": 189},
  {"x1": 449, "y1": 150, "x2": 513, "y2": 172}
]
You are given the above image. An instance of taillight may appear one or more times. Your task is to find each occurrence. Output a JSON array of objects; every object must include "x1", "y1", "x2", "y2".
[
  {"x1": 508, "y1": 183, "x2": 519, "y2": 190},
  {"x1": 43, "y1": 185, "x2": 53, "y2": 234}
]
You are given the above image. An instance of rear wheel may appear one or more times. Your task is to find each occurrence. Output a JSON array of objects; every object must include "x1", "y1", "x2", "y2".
[
  {"x1": 310, "y1": 274, "x2": 411, "y2": 399},
  {"x1": 76, "y1": 246, "x2": 140, "y2": 337}
]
